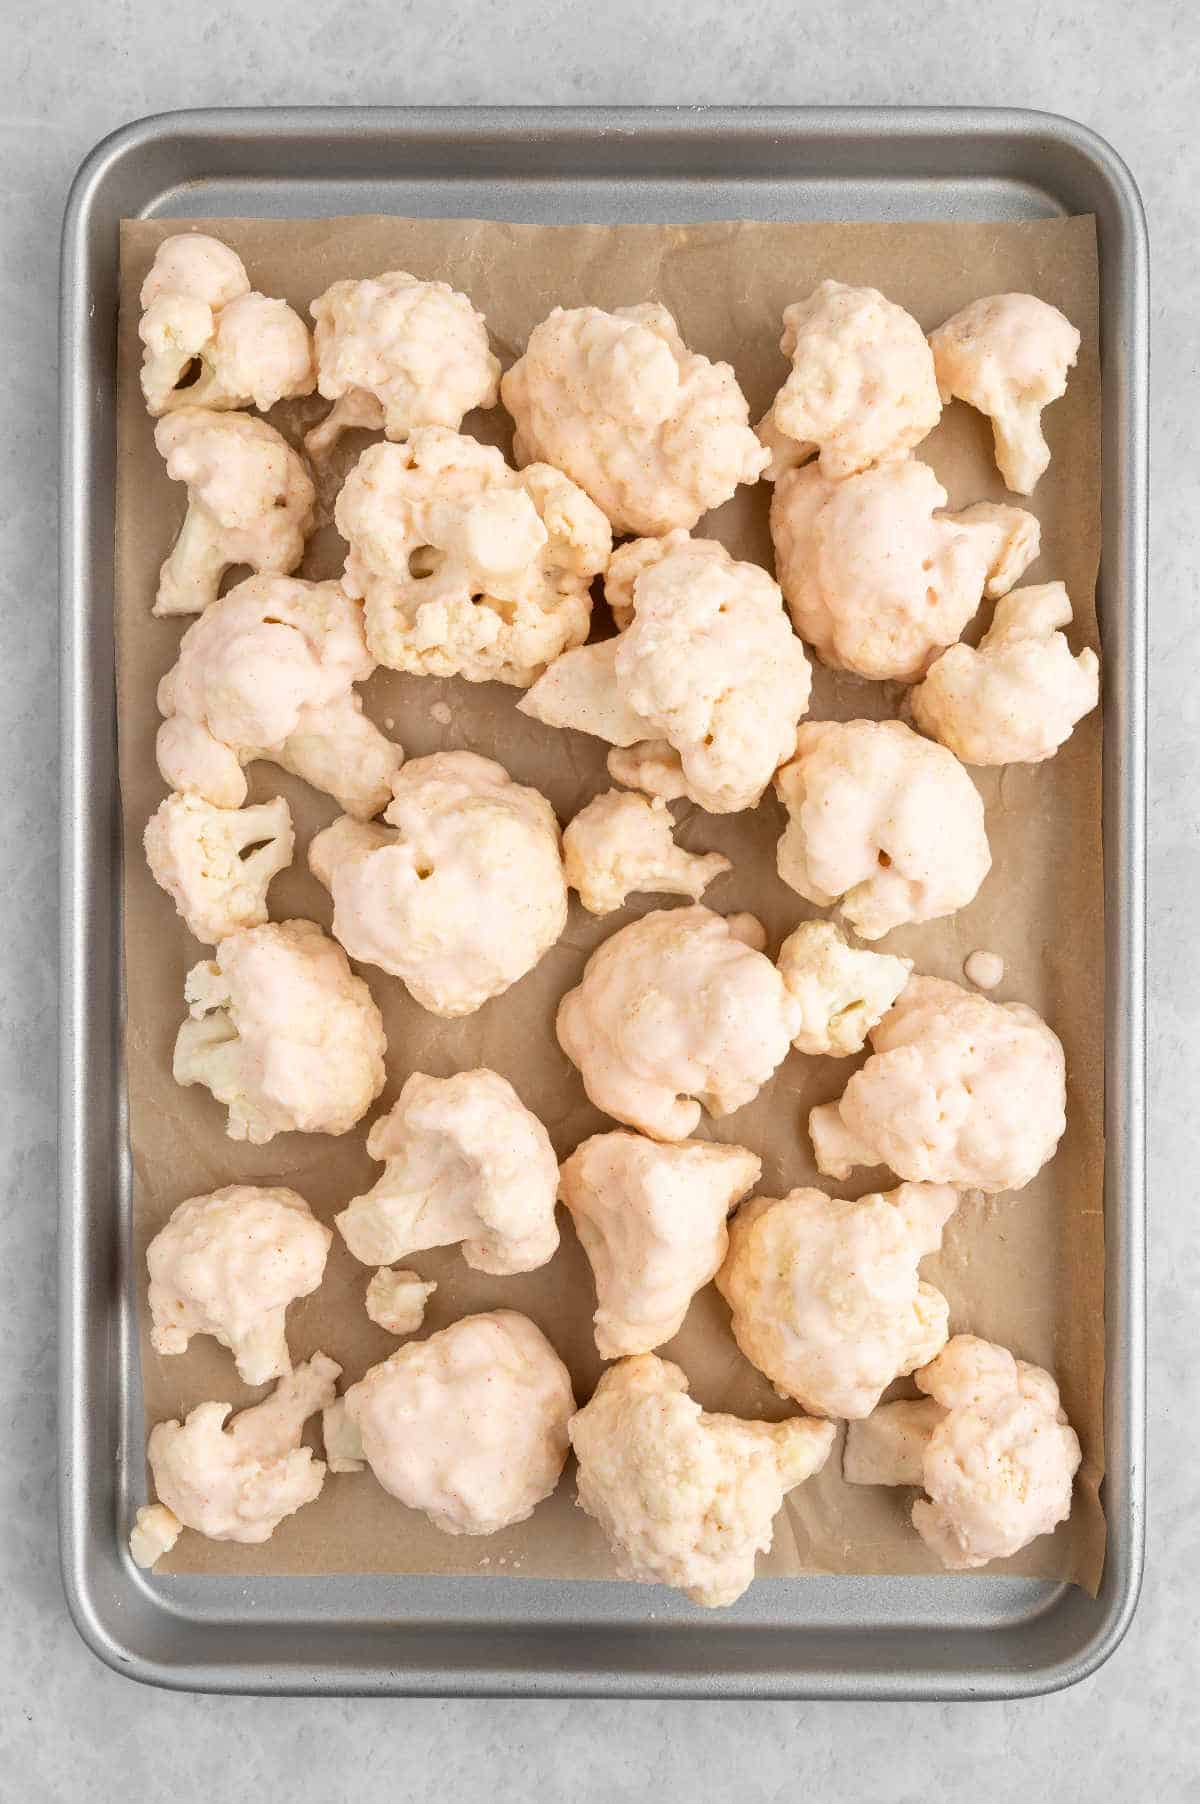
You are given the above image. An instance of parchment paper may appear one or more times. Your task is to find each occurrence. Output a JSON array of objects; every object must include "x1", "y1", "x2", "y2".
[{"x1": 115, "y1": 213, "x2": 1104, "y2": 1593}]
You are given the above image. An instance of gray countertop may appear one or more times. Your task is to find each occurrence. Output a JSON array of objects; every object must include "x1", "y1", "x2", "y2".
[{"x1": 6, "y1": 2, "x2": 1192, "y2": 1797}]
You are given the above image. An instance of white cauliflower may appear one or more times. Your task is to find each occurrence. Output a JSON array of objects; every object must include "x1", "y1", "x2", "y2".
[
  {"x1": 911, "y1": 582, "x2": 1100, "y2": 765},
  {"x1": 769, "y1": 457, "x2": 1041, "y2": 681},
  {"x1": 558, "y1": 1131, "x2": 761, "y2": 1357},
  {"x1": 128, "y1": 1503, "x2": 183, "y2": 1571},
  {"x1": 777, "y1": 920, "x2": 912, "y2": 1057},
  {"x1": 335, "y1": 1069, "x2": 559, "y2": 1275},
  {"x1": 501, "y1": 302, "x2": 768, "y2": 535},
  {"x1": 365, "y1": 1268, "x2": 437, "y2": 1335},
  {"x1": 758, "y1": 281, "x2": 941, "y2": 480},
  {"x1": 139, "y1": 233, "x2": 314, "y2": 416},
  {"x1": 344, "y1": 1311, "x2": 575, "y2": 1535},
  {"x1": 810, "y1": 975, "x2": 1066, "y2": 1195},
  {"x1": 155, "y1": 574, "x2": 403, "y2": 820},
  {"x1": 143, "y1": 791, "x2": 294, "y2": 945},
  {"x1": 716, "y1": 1182, "x2": 957, "y2": 1420},
  {"x1": 173, "y1": 919, "x2": 386, "y2": 1144},
  {"x1": 146, "y1": 1184, "x2": 332, "y2": 1385},
  {"x1": 309, "y1": 752, "x2": 566, "y2": 1016},
  {"x1": 775, "y1": 720, "x2": 991, "y2": 940},
  {"x1": 929, "y1": 293, "x2": 1081, "y2": 494},
  {"x1": 563, "y1": 790, "x2": 730, "y2": 915},
  {"x1": 335, "y1": 430, "x2": 611, "y2": 685},
  {"x1": 569, "y1": 1354, "x2": 836, "y2": 1607},
  {"x1": 556, "y1": 905, "x2": 801, "y2": 1142},
  {"x1": 306, "y1": 270, "x2": 500, "y2": 453}
]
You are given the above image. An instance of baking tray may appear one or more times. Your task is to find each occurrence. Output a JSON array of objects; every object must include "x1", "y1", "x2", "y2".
[{"x1": 59, "y1": 106, "x2": 1147, "y2": 1699}]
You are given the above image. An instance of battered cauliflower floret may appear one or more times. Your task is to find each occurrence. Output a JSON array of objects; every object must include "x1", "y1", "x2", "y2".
[
  {"x1": 929, "y1": 293, "x2": 1081, "y2": 495},
  {"x1": 128, "y1": 1503, "x2": 183, "y2": 1571},
  {"x1": 306, "y1": 270, "x2": 500, "y2": 454},
  {"x1": 556, "y1": 906, "x2": 801, "y2": 1141},
  {"x1": 144, "y1": 792, "x2": 294, "y2": 945},
  {"x1": 563, "y1": 790, "x2": 731, "y2": 915},
  {"x1": 173, "y1": 919, "x2": 386, "y2": 1144},
  {"x1": 716, "y1": 1182, "x2": 957, "y2": 1420},
  {"x1": 775, "y1": 721, "x2": 991, "y2": 940},
  {"x1": 155, "y1": 574, "x2": 403, "y2": 819},
  {"x1": 152, "y1": 410, "x2": 316, "y2": 617},
  {"x1": 501, "y1": 302, "x2": 768, "y2": 536},
  {"x1": 365, "y1": 1267, "x2": 437, "y2": 1335},
  {"x1": 910, "y1": 582, "x2": 1100, "y2": 766},
  {"x1": 335, "y1": 1069, "x2": 559, "y2": 1275},
  {"x1": 309, "y1": 752, "x2": 567, "y2": 1016},
  {"x1": 758, "y1": 281, "x2": 941, "y2": 481},
  {"x1": 139, "y1": 233, "x2": 314, "y2": 416},
  {"x1": 769, "y1": 457, "x2": 1041, "y2": 681},
  {"x1": 147, "y1": 1184, "x2": 331, "y2": 1386},
  {"x1": 569, "y1": 1354, "x2": 836, "y2": 1607},
  {"x1": 335, "y1": 430, "x2": 611, "y2": 685},
  {"x1": 344, "y1": 1311, "x2": 575, "y2": 1535},
  {"x1": 558, "y1": 1131, "x2": 761, "y2": 1357},
  {"x1": 145, "y1": 1354, "x2": 339, "y2": 1547},
  {"x1": 777, "y1": 920, "x2": 912, "y2": 1057},
  {"x1": 809, "y1": 975, "x2": 1066, "y2": 1194}
]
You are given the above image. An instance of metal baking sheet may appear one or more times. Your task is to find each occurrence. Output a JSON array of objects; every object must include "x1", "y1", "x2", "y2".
[{"x1": 58, "y1": 106, "x2": 1147, "y2": 1699}]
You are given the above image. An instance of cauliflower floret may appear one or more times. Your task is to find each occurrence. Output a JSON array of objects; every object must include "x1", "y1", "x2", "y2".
[
  {"x1": 563, "y1": 790, "x2": 731, "y2": 915},
  {"x1": 758, "y1": 281, "x2": 941, "y2": 481},
  {"x1": 335, "y1": 1069, "x2": 559, "y2": 1275},
  {"x1": 501, "y1": 302, "x2": 768, "y2": 536},
  {"x1": 344, "y1": 1311, "x2": 574, "y2": 1535},
  {"x1": 559, "y1": 1131, "x2": 761, "y2": 1357},
  {"x1": 911, "y1": 582, "x2": 1100, "y2": 766},
  {"x1": 306, "y1": 270, "x2": 500, "y2": 453},
  {"x1": 365, "y1": 1267, "x2": 437, "y2": 1335},
  {"x1": 128, "y1": 1503, "x2": 183, "y2": 1571},
  {"x1": 146, "y1": 1184, "x2": 332, "y2": 1385},
  {"x1": 335, "y1": 429, "x2": 611, "y2": 685},
  {"x1": 929, "y1": 294, "x2": 1081, "y2": 495},
  {"x1": 777, "y1": 920, "x2": 912, "y2": 1057},
  {"x1": 151, "y1": 410, "x2": 316, "y2": 617},
  {"x1": 173, "y1": 919, "x2": 386, "y2": 1143},
  {"x1": 569, "y1": 1354, "x2": 835, "y2": 1607},
  {"x1": 769, "y1": 458, "x2": 1041, "y2": 681},
  {"x1": 155, "y1": 574, "x2": 403, "y2": 820},
  {"x1": 309, "y1": 752, "x2": 567, "y2": 1016},
  {"x1": 144, "y1": 792, "x2": 294, "y2": 945},
  {"x1": 139, "y1": 233, "x2": 314, "y2": 415},
  {"x1": 776, "y1": 720, "x2": 991, "y2": 940},
  {"x1": 810, "y1": 975, "x2": 1066, "y2": 1195},
  {"x1": 716, "y1": 1182, "x2": 957, "y2": 1420},
  {"x1": 144, "y1": 1354, "x2": 339, "y2": 1546},
  {"x1": 556, "y1": 906, "x2": 801, "y2": 1141}
]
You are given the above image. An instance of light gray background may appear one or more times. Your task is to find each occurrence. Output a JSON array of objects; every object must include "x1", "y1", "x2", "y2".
[{"x1": 6, "y1": 2, "x2": 1193, "y2": 1797}]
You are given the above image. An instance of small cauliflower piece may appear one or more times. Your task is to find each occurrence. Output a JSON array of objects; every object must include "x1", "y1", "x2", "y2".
[
  {"x1": 152, "y1": 410, "x2": 316, "y2": 617},
  {"x1": 173, "y1": 919, "x2": 386, "y2": 1144},
  {"x1": 563, "y1": 790, "x2": 731, "y2": 915},
  {"x1": 569, "y1": 1354, "x2": 835, "y2": 1608},
  {"x1": 769, "y1": 457, "x2": 1041, "y2": 681},
  {"x1": 344, "y1": 1311, "x2": 574, "y2": 1535},
  {"x1": 144, "y1": 792, "x2": 294, "y2": 945},
  {"x1": 139, "y1": 233, "x2": 314, "y2": 416},
  {"x1": 758, "y1": 281, "x2": 941, "y2": 480},
  {"x1": 911, "y1": 582, "x2": 1100, "y2": 765},
  {"x1": 365, "y1": 1267, "x2": 437, "y2": 1336},
  {"x1": 501, "y1": 302, "x2": 768, "y2": 536},
  {"x1": 777, "y1": 920, "x2": 912, "y2": 1057},
  {"x1": 155, "y1": 574, "x2": 403, "y2": 820},
  {"x1": 810, "y1": 975, "x2": 1066, "y2": 1195},
  {"x1": 145, "y1": 1354, "x2": 339, "y2": 1546},
  {"x1": 775, "y1": 720, "x2": 991, "y2": 940},
  {"x1": 842, "y1": 1397, "x2": 947, "y2": 1488},
  {"x1": 147, "y1": 1184, "x2": 332, "y2": 1385},
  {"x1": 306, "y1": 270, "x2": 500, "y2": 454},
  {"x1": 717, "y1": 1182, "x2": 957, "y2": 1420},
  {"x1": 964, "y1": 949, "x2": 1005, "y2": 991},
  {"x1": 556, "y1": 905, "x2": 801, "y2": 1141},
  {"x1": 335, "y1": 430, "x2": 611, "y2": 685},
  {"x1": 129, "y1": 1503, "x2": 183, "y2": 1571},
  {"x1": 558, "y1": 1131, "x2": 761, "y2": 1357},
  {"x1": 321, "y1": 1396, "x2": 366, "y2": 1473},
  {"x1": 336, "y1": 1069, "x2": 559, "y2": 1275},
  {"x1": 930, "y1": 294, "x2": 1081, "y2": 495},
  {"x1": 606, "y1": 739, "x2": 691, "y2": 801}
]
